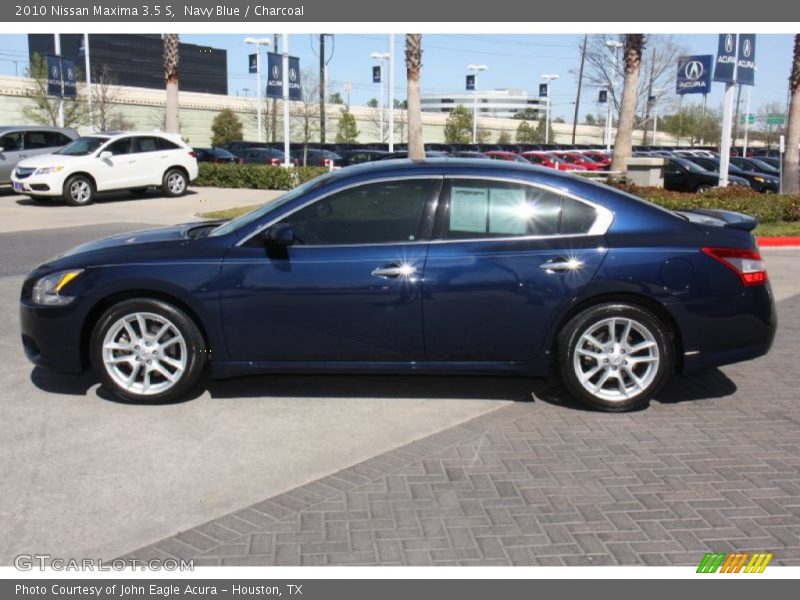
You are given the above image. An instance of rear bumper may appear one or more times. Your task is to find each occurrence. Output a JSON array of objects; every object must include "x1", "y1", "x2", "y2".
[{"x1": 675, "y1": 283, "x2": 777, "y2": 375}]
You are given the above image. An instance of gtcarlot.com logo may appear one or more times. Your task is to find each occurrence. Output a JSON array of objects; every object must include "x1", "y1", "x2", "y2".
[
  {"x1": 697, "y1": 552, "x2": 773, "y2": 573},
  {"x1": 14, "y1": 553, "x2": 193, "y2": 571}
]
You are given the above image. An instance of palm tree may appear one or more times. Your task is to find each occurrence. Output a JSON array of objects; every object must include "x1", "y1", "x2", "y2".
[
  {"x1": 163, "y1": 34, "x2": 180, "y2": 134},
  {"x1": 610, "y1": 34, "x2": 646, "y2": 174},
  {"x1": 783, "y1": 34, "x2": 800, "y2": 194},
  {"x1": 405, "y1": 34, "x2": 424, "y2": 160}
]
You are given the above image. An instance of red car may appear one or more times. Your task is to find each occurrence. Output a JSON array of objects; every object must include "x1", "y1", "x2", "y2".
[
  {"x1": 521, "y1": 151, "x2": 586, "y2": 172},
  {"x1": 483, "y1": 150, "x2": 531, "y2": 164},
  {"x1": 580, "y1": 151, "x2": 612, "y2": 168},
  {"x1": 552, "y1": 151, "x2": 603, "y2": 171}
]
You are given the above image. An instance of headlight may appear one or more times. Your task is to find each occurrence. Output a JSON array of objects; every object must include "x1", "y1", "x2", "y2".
[
  {"x1": 34, "y1": 166, "x2": 64, "y2": 175},
  {"x1": 32, "y1": 269, "x2": 83, "y2": 305},
  {"x1": 754, "y1": 176, "x2": 765, "y2": 183}
]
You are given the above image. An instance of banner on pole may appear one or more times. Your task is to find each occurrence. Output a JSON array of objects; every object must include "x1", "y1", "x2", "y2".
[
  {"x1": 61, "y1": 58, "x2": 76, "y2": 98},
  {"x1": 46, "y1": 54, "x2": 62, "y2": 97},
  {"x1": 372, "y1": 65, "x2": 381, "y2": 83},
  {"x1": 676, "y1": 55, "x2": 712, "y2": 94},
  {"x1": 539, "y1": 83, "x2": 548, "y2": 97},
  {"x1": 736, "y1": 34, "x2": 756, "y2": 86},
  {"x1": 713, "y1": 34, "x2": 737, "y2": 83},
  {"x1": 465, "y1": 74, "x2": 474, "y2": 90},
  {"x1": 248, "y1": 53, "x2": 257, "y2": 74}
]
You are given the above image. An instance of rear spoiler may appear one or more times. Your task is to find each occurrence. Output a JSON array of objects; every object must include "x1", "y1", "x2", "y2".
[{"x1": 681, "y1": 208, "x2": 758, "y2": 232}]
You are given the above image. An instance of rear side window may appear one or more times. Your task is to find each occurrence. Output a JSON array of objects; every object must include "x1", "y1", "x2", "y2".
[
  {"x1": 442, "y1": 179, "x2": 598, "y2": 239},
  {"x1": 134, "y1": 137, "x2": 159, "y2": 153},
  {"x1": 24, "y1": 131, "x2": 50, "y2": 149},
  {"x1": 157, "y1": 137, "x2": 181, "y2": 151},
  {"x1": 105, "y1": 138, "x2": 133, "y2": 155}
]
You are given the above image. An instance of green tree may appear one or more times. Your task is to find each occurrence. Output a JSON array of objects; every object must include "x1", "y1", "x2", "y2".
[
  {"x1": 584, "y1": 113, "x2": 596, "y2": 126},
  {"x1": 514, "y1": 107, "x2": 539, "y2": 120},
  {"x1": 210, "y1": 108, "x2": 243, "y2": 147},
  {"x1": 444, "y1": 105, "x2": 473, "y2": 144},
  {"x1": 476, "y1": 127, "x2": 492, "y2": 144},
  {"x1": 661, "y1": 104, "x2": 720, "y2": 147},
  {"x1": 335, "y1": 108, "x2": 360, "y2": 143},
  {"x1": 497, "y1": 130, "x2": 512, "y2": 144},
  {"x1": 22, "y1": 53, "x2": 87, "y2": 127},
  {"x1": 367, "y1": 98, "x2": 379, "y2": 108},
  {"x1": 516, "y1": 120, "x2": 536, "y2": 143},
  {"x1": 534, "y1": 119, "x2": 554, "y2": 144},
  {"x1": 329, "y1": 91, "x2": 344, "y2": 105}
]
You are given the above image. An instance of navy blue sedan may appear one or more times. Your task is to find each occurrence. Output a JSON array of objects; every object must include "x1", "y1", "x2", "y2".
[{"x1": 19, "y1": 160, "x2": 776, "y2": 411}]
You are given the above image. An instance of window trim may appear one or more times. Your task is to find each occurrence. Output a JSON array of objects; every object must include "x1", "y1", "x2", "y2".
[
  {"x1": 432, "y1": 175, "x2": 613, "y2": 242},
  {"x1": 235, "y1": 174, "x2": 613, "y2": 248}
]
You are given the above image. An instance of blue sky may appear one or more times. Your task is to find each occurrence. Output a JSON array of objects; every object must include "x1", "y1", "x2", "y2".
[{"x1": 0, "y1": 33, "x2": 794, "y2": 121}]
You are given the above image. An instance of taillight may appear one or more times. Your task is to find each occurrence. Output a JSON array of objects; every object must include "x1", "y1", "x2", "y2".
[
  {"x1": 189, "y1": 151, "x2": 197, "y2": 158},
  {"x1": 702, "y1": 247, "x2": 768, "y2": 286},
  {"x1": 270, "y1": 158, "x2": 280, "y2": 166}
]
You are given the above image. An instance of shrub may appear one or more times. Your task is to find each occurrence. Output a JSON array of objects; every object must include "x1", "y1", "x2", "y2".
[
  {"x1": 195, "y1": 164, "x2": 328, "y2": 190},
  {"x1": 628, "y1": 186, "x2": 800, "y2": 224}
]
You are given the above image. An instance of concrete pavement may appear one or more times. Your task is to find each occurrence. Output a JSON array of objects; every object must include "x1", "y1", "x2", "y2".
[{"x1": 0, "y1": 186, "x2": 279, "y2": 233}]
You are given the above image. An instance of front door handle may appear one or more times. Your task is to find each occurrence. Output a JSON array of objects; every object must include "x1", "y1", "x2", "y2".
[
  {"x1": 371, "y1": 263, "x2": 416, "y2": 279},
  {"x1": 540, "y1": 258, "x2": 583, "y2": 273}
]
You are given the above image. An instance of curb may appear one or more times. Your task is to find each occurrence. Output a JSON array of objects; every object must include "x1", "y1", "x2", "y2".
[{"x1": 757, "y1": 237, "x2": 800, "y2": 247}]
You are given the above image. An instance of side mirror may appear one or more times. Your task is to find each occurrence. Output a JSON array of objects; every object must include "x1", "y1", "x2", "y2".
[
  {"x1": 98, "y1": 150, "x2": 112, "y2": 160},
  {"x1": 264, "y1": 223, "x2": 295, "y2": 247},
  {"x1": 0, "y1": 147, "x2": 5, "y2": 153}
]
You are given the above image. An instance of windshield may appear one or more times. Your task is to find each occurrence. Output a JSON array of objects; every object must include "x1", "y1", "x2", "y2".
[
  {"x1": 56, "y1": 136, "x2": 108, "y2": 156},
  {"x1": 673, "y1": 157, "x2": 709, "y2": 173},
  {"x1": 209, "y1": 172, "x2": 335, "y2": 237}
]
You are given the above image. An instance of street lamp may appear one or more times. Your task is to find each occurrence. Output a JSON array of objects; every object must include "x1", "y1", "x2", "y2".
[
  {"x1": 540, "y1": 73, "x2": 559, "y2": 145},
  {"x1": 467, "y1": 64, "x2": 488, "y2": 144},
  {"x1": 245, "y1": 37, "x2": 271, "y2": 143},
  {"x1": 648, "y1": 88, "x2": 665, "y2": 146},
  {"x1": 605, "y1": 39, "x2": 623, "y2": 152},
  {"x1": 371, "y1": 52, "x2": 390, "y2": 143}
]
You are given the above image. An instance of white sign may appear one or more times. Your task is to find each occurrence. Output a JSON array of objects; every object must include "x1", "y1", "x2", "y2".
[{"x1": 780, "y1": 135, "x2": 785, "y2": 154}]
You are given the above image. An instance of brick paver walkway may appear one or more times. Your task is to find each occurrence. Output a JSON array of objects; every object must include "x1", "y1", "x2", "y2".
[{"x1": 125, "y1": 294, "x2": 800, "y2": 566}]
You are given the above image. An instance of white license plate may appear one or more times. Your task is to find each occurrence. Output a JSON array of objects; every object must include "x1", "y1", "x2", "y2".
[{"x1": 13, "y1": 182, "x2": 24, "y2": 192}]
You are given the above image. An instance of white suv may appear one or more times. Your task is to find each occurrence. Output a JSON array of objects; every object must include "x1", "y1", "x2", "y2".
[{"x1": 11, "y1": 132, "x2": 199, "y2": 206}]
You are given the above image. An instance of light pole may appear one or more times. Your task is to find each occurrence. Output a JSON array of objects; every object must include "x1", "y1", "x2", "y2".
[
  {"x1": 605, "y1": 39, "x2": 623, "y2": 153},
  {"x1": 371, "y1": 52, "x2": 390, "y2": 143},
  {"x1": 467, "y1": 64, "x2": 488, "y2": 144},
  {"x1": 540, "y1": 73, "x2": 559, "y2": 145},
  {"x1": 282, "y1": 34, "x2": 290, "y2": 166},
  {"x1": 388, "y1": 34, "x2": 395, "y2": 152},
  {"x1": 245, "y1": 37, "x2": 271, "y2": 143}
]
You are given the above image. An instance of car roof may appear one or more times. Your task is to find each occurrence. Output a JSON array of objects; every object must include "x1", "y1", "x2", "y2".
[{"x1": 0, "y1": 125, "x2": 77, "y2": 133}]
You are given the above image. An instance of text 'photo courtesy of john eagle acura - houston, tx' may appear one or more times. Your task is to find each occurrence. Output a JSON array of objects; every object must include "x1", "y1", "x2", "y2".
[{"x1": 19, "y1": 159, "x2": 776, "y2": 412}]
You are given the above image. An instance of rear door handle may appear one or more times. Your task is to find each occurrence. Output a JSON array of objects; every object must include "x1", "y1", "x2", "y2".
[
  {"x1": 371, "y1": 263, "x2": 416, "y2": 279},
  {"x1": 540, "y1": 258, "x2": 583, "y2": 273}
]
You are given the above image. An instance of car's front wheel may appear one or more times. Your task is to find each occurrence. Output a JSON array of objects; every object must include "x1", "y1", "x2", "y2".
[
  {"x1": 63, "y1": 175, "x2": 95, "y2": 206},
  {"x1": 162, "y1": 168, "x2": 188, "y2": 197},
  {"x1": 557, "y1": 303, "x2": 673, "y2": 412},
  {"x1": 90, "y1": 298, "x2": 207, "y2": 403}
]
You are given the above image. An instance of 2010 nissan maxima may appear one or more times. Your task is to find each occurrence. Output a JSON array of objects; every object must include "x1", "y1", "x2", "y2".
[{"x1": 19, "y1": 159, "x2": 776, "y2": 411}]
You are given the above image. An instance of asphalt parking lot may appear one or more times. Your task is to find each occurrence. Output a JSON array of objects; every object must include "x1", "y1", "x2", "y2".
[{"x1": 1, "y1": 187, "x2": 799, "y2": 566}]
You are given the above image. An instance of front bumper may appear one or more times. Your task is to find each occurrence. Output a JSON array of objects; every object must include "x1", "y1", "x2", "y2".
[
  {"x1": 11, "y1": 172, "x2": 66, "y2": 197},
  {"x1": 19, "y1": 298, "x2": 86, "y2": 373}
]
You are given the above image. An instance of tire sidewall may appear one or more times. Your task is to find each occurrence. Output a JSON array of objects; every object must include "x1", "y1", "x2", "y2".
[
  {"x1": 89, "y1": 298, "x2": 207, "y2": 403},
  {"x1": 63, "y1": 175, "x2": 94, "y2": 206},
  {"x1": 558, "y1": 303, "x2": 673, "y2": 412},
  {"x1": 162, "y1": 169, "x2": 188, "y2": 197}
]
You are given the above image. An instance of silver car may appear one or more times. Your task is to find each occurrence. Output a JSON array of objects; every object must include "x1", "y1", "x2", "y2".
[{"x1": 0, "y1": 126, "x2": 78, "y2": 185}]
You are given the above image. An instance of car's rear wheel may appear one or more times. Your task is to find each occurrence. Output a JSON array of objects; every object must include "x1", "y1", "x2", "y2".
[
  {"x1": 557, "y1": 303, "x2": 673, "y2": 412},
  {"x1": 90, "y1": 298, "x2": 207, "y2": 403},
  {"x1": 63, "y1": 175, "x2": 95, "y2": 206},
  {"x1": 162, "y1": 169, "x2": 188, "y2": 197},
  {"x1": 694, "y1": 183, "x2": 713, "y2": 193}
]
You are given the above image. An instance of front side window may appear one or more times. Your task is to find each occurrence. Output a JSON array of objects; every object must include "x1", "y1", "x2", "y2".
[
  {"x1": 282, "y1": 179, "x2": 437, "y2": 246},
  {"x1": 56, "y1": 136, "x2": 107, "y2": 156},
  {"x1": 442, "y1": 179, "x2": 598, "y2": 239}
]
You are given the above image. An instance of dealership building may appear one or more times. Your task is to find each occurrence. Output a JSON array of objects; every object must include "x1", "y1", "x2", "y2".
[
  {"x1": 421, "y1": 89, "x2": 545, "y2": 119},
  {"x1": 27, "y1": 34, "x2": 228, "y2": 95}
]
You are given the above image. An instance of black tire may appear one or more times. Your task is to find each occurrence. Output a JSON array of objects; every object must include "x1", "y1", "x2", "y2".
[
  {"x1": 694, "y1": 183, "x2": 713, "y2": 194},
  {"x1": 557, "y1": 303, "x2": 674, "y2": 412},
  {"x1": 63, "y1": 175, "x2": 95, "y2": 206},
  {"x1": 162, "y1": 168, "x2": 188, "y2": 197},
  {"x1": 89, "y1": 298, "x2": 207, "y2": 403}
]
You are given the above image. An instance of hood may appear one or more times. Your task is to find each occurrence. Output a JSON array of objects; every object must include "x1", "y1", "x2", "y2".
[
  {"x1": 16, "y1": 153, "x2": 85, "y2": 169},
  {"x1": 58, "y1": 225, "x2": 190, "y2": 258}
]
